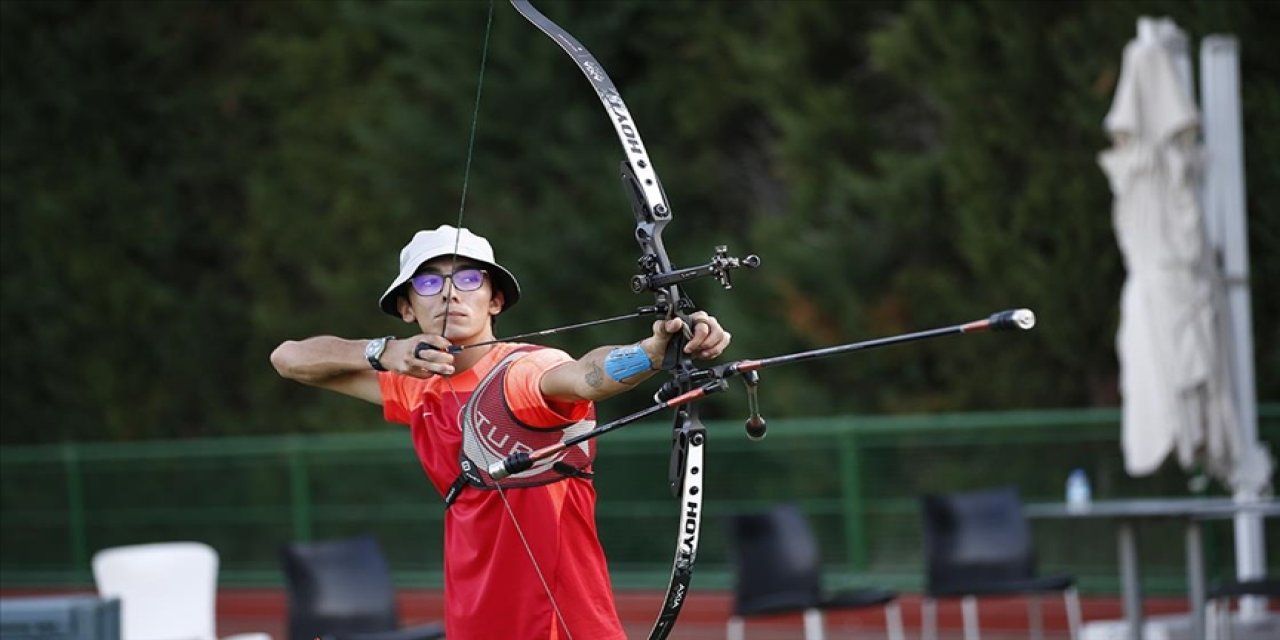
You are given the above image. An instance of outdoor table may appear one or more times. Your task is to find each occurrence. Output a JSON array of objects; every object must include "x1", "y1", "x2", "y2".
[{"x1": 1025, "y1": 497, "x2": 1279, "y2": 640}]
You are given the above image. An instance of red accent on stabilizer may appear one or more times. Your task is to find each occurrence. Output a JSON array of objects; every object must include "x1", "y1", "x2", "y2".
[{"x1": 666, "y1": 387, "x2": 706, "y2": 407}]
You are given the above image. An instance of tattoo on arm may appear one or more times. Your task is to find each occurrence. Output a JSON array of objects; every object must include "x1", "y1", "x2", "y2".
[{"x1": 585, "y1": 362, "x2": 604, "y2": 389}]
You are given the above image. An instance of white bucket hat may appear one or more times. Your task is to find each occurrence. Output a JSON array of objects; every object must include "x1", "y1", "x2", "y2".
[{"x1": 379, "y1": 225, "x2": 521, "y2": 317}]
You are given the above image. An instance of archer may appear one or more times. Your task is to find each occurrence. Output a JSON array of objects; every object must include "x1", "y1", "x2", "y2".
[{"x1": 270, "y1": 224, "x2": 731, "y2": 639}]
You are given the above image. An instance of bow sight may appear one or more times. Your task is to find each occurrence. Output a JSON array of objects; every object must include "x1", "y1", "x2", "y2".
[{"x1": 632, "y1": 245, "x2": 761, "y2": 294}]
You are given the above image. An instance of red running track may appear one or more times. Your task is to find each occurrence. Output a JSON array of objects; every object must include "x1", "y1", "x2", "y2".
[{"x1": 3, "y1": 587, "x2": 1194, "y2": 639}]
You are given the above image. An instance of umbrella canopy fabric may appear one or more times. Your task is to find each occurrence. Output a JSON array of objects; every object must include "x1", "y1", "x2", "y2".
[{"x1": 1099, "y1": 18, "x2": 1240, "y2": 481}]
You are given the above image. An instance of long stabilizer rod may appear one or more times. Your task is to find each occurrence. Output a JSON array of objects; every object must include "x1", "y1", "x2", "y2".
[
  {"x1": 714, "y1": 308, "x2": 1035, "y2": 378},
  {"x1": 488, "y1": 308, "x2": 1035, "y2": 478}
]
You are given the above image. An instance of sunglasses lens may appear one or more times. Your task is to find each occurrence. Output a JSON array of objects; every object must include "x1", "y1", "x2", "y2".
[
  {"x1": 454, "y1": 269, "x2": 485, "y2": 291},
  {"x1": 411, "y1": 274, "x2": 444, "y2": 296}
]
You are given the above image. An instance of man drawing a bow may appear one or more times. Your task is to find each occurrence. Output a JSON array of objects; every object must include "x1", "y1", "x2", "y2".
[{"x1": 271, "y1": 224, "x2": 731, "y2": 639}]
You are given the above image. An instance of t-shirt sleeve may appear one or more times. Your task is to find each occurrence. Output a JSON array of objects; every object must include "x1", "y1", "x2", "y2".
[
  {"x1": 379, "y1": 372, "x2": 427, "y2": 425},
  {"x1": 505, "y1": 348, "x2": 592, "y2": 428}
]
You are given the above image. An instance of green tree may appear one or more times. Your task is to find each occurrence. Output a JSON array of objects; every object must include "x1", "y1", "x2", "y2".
[{"x1": 2, "y1": 0, "x2": 1276, "y2": 445}]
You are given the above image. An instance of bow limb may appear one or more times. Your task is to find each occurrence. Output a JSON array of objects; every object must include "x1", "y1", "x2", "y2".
[{"x1": 510, "y1": 2, "x2": 703, "y2": 638}]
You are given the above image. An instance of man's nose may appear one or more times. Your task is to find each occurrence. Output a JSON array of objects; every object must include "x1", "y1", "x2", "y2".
[{"x1": 443, "y1": 278, "x2": 461, "y2": 299}]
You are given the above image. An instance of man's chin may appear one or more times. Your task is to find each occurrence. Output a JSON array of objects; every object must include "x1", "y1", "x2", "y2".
[{"x1": 442, "y1": 325, "x2": 479, "y2": 343}]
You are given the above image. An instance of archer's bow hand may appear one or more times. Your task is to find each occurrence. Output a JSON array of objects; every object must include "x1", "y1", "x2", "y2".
[{"x1": 645, "y1": 311, "x2": 731, "y2": 363}]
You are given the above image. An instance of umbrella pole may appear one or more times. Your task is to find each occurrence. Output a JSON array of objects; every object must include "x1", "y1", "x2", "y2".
[{"x1": 1200, "y1": 34, "x2": 1272, "y2": 620}]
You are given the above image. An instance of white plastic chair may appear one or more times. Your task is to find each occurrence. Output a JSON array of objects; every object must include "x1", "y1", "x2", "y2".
[{"x1": 91, "y1": 541, "x2": 270, "y2": 640}]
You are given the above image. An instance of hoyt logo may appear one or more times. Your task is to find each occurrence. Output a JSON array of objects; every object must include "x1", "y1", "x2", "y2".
[
  {"x1": 602, "y1": 89, "x2": 643, "y2": 157},
  {"x1": 676, "y1": 500, "x2": 699, "y2": 569}
]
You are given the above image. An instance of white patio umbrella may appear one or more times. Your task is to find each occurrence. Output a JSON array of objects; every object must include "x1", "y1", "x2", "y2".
[{"x1": 1098, "y1": 17, "x2": 1241, "y2": 482}]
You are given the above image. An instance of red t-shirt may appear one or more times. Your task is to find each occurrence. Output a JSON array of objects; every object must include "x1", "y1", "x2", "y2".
[{"x1": 379, "y1": 343, "x2": 625, "y2": 640}]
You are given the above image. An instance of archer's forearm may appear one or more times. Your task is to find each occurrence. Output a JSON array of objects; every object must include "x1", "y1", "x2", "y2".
[
  {"x1": 543, "y1": 343, "x2": 662, "y2": 402},
  {"x1": 270, "y1": 336, "x2": 370, "y2": 385}
]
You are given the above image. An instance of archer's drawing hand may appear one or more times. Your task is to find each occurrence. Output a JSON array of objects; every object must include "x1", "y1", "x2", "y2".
[
  {"x1": 648, "y1": 311, "x2": 731, "y2": 362},
  {"x1": 385, "y1": 334, "x2": 456, "y2": 378}
]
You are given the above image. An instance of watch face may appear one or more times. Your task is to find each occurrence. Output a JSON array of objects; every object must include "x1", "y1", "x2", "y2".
[{"x1": 366, "y1": 337, "x2": 390, "y2": 371}]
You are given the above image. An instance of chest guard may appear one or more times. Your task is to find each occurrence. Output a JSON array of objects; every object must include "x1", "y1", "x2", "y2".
[{"x1": 446, "y1": 347, "x2": 597, "y2": 505}]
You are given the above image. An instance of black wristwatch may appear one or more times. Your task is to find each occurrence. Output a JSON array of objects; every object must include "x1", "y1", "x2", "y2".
[{"x1": 364, "y1": 336, "x2": 394, "y2": 372}]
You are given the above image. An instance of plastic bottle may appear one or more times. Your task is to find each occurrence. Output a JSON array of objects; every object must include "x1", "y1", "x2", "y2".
[{"x1": 1066, "y1": 468, "x2": 1092, "y2": 511}]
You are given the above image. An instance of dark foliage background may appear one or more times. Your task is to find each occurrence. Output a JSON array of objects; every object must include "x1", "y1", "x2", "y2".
[{"x1": 2, "y1": 0, "x2": 1277, "y2": 444}]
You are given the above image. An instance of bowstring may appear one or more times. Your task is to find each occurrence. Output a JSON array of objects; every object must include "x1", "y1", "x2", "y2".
[{"x1": 439, "y1": 2, "x2": 574, "y2": 638}]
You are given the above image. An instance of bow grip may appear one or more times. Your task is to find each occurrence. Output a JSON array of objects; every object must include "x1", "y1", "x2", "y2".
[{"x1": 659, "y1": 310, "x2": 698, "y2": 371}]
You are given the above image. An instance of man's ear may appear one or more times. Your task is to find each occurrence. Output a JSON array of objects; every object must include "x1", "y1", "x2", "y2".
[
  {"x1": 396, "y1": 295, "x2": 416, "y2": 323},
  {"x1": 489, "y1": 290, "x2": 505, "y2": 317}
]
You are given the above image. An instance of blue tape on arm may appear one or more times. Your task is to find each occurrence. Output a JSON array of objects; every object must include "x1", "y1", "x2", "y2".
[{"x1": 603, "y1": 345, "x2": 651, "y2": 382}]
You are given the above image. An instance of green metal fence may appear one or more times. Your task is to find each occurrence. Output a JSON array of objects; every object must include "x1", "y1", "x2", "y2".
[{"x1": 3, "y1": 407, "x2": 1276, "y2": 593}]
